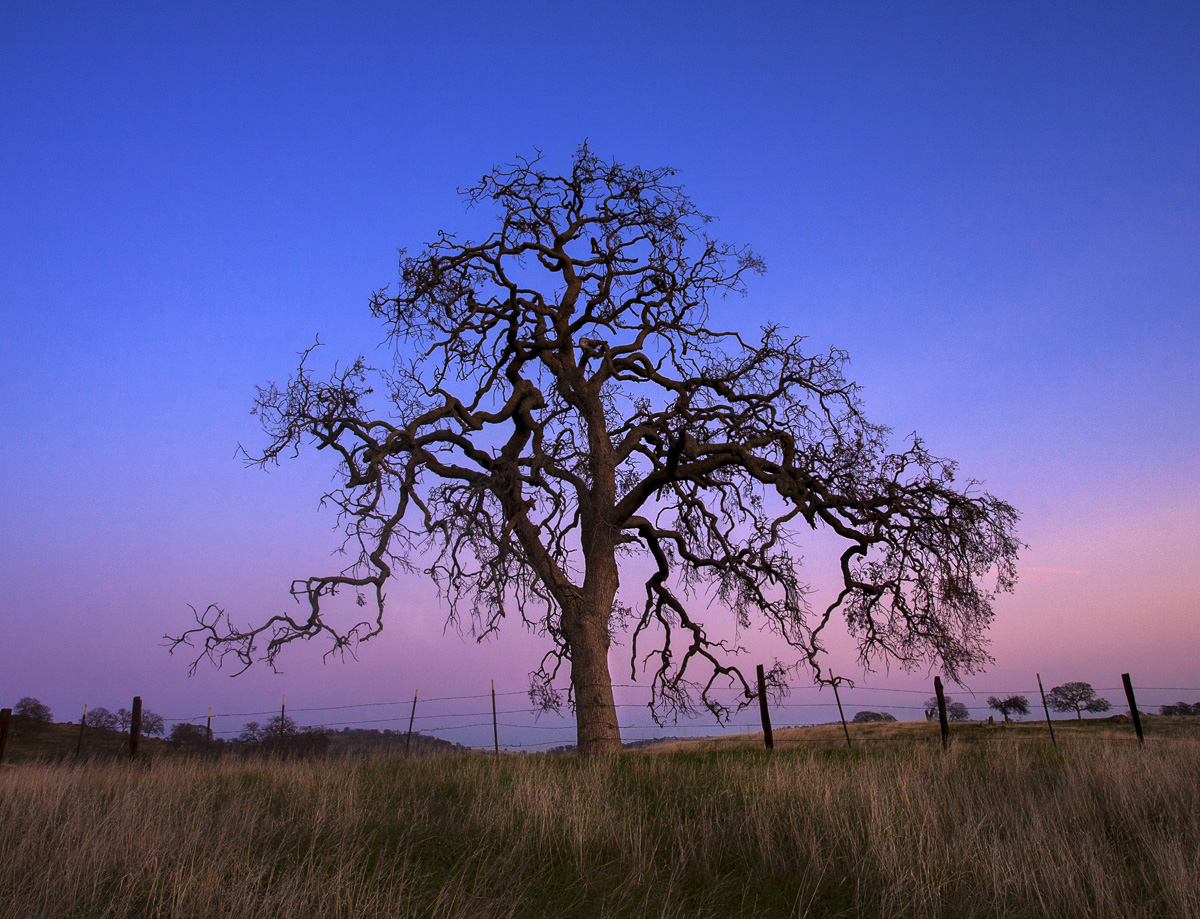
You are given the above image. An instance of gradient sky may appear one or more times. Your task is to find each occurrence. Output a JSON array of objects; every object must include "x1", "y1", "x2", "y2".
[{"x1": 2, "y1": 3, "x2": 1197, "y2": 748}]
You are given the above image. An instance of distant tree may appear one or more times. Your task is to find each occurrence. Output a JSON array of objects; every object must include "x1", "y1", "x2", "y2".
[
  {"x1": 286, "y1": 726, "x2": 331, "y2": 757},
  {"x1": 117, "y1": 707, "x2": 165, "y2": 736},
  {"x1": 1046, "y1": 682, "x2": 1110, "y2": 720},
  {"x1": 85, "y1": 706, "x2": 119, "y2": 731},
  {"x1": 260, "y1": 714, "x2": 299, "y2": 745},
  {"x1": 239, "y1": 715, "x2": 299, "y2": 746},
  {"x1": 851, "y1": 711, "x2": 896, "y2": 723},
  {"x1": 237, "y1": 715, "x2": 328, "y2": 757},
  {"x1": 1160, "y1": 701, "x2": 1197, "y2": 717},
  {"x1": 925, "y1": 696, "x2": 971, "y2": 722},
  {"x1": 169, "y1": 722, "x2": 210, "y2": 746},
  {"x1": 987, "y1": 695, "x2": 1030, "y2": 723},
  {"x1": 142, "y1": 711, "x2": 165, "y2": 737},
  {"x1": 13, "y1": 696, "x2": 53, "y2": 729}
]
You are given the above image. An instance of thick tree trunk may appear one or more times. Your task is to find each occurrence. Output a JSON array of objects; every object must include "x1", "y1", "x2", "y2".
[{"x1": 566, "y1": 596, "x2": 622, "y2": 755}]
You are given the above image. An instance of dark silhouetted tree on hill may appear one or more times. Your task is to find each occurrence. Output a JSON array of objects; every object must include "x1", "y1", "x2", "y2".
[
  {"x1": 142, "y1": 711, "x2": 165, "y2": 737},
  {"x1": 1046, "y1": 682, "x2": 1110, "y2": 719},
  {"x1": 13, "y1": 697, "x2": 52, "y2": 730},
  {"x1": 926, "y1": 696, "x2": 971, "y2": 722},
  {"x1": 237, "y1": 715, "x2": 329, "y2": 757},
  {"x1": 1160, "y1": 701, "x2": 1197, "y2": 716},
  {"x1": 85, "y1": 707, "x2": 119, "y2": 731},
  {"x1": 169, "y1": 722, "x2": 210, "y2": 746},
  {"x1": 170, "y1": 146, "x2": 1021, "y2": 754},
  {"x1": 987, "y1": 695, "x2": 1030, "y2": 723},
  {"x1": 851, "y1": 711, "x2": 896, "y2": 723},
  {"x1": 118, "y1": 707, "x2": 165, "y2": 736}
]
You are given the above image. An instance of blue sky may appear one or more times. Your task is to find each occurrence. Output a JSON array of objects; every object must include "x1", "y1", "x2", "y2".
[{"x1": 1, "y1": 3, "x2": 1197, "y2": 747}]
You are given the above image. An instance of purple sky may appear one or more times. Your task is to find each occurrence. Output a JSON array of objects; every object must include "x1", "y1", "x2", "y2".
[{"x1": 2, "y1": 3, "x2": 1197, "y2": 748}]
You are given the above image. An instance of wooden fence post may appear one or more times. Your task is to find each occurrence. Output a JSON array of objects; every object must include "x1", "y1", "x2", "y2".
[
  {"x1": 1122, "y1": 673, "x2": 1144, "y2": 747},
  {"x1": 491, "y1": 680, "x2": 499, "y2": 758},
  {"x1": 205, "y1": 707, "x2": 212, "y2": 758},
  {"x1": 277, "y1": 694, "x2": 286, "y2": 754},
  {"x1": 405, "y1": 690, "x2": 418, "y2": 757},
  {"x1": 0, "y1": 708, "x2": 11, "y2": 763},
  {"x1": 934, "y1": 677, "x2": 949, "y2": 751},
  {"x1": 757, "y1": 664, "x2": 774, "y2": 751},
  {"x1": 1037, "y1": 674, "x2": 1056, "y2": 747},
  {"x1": 75, "y1": 704, "x2": 88, "y2": 759},
  {"x1": 831, "y1": 677, "x2": 852, "y2": 748},
  {"x1": 129, "y1": 696, "x2": 142, "y2": 759}
]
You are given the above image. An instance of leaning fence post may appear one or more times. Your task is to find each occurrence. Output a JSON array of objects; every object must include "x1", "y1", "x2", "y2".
[
  {"x1": 491, "y1": 680, "x2": 499, "y2": 758},
  {"x1": 1122, "y1": 673, "x2": 1144, "y2": 747},
  {"x1": 1037, "y1": 674, "x2": 1056, "y2": 747},
  {"x1": 405, "y1": 690, "x2": 418, "y2": 757},
  {"x1": 129, "y1": 696, "x2": 143, "y2": 759},
  {"x1": 934, "y1": 677, "x2": 949, "y2": 751},
  {"x1": 75, "y1": 704, "x2": 88, "y2": 759},
  {"x1": 756, "y1": 664, "x2": 774, "y2": 751},
  {"x1": 830, "y1": 677, "x2": 852, "y2": 748},
  {"x1": 0, "y1": 708, "x2": 11, "y2": 763}
]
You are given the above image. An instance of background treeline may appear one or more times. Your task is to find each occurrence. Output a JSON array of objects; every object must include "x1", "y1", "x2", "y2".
[
  {"x1": 4, "y1": 698, "x2": 467, "y2": 762},
  {"x1": 6, "y1": 680, "x2": 1199, "y2": 763},
  {"x1": 168, "y1": 714, "x2": 468, "y2": 758}
]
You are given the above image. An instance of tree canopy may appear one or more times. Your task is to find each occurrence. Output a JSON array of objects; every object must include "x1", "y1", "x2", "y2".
[
  {"x1": 1160, "y1": 702, "x2": 1198, "y2": 716},
  {"x1": 926, "y1": 696, "x2": 971, "y2": 722},
  {"x1": 987, "y1": 694, "x2": 1030, "y2": 723},
  {"x1": 169, "y1": 722, "x2": 210, "y2": 746},
  {"x1": 171, "y1": 145, "x2": 1020, "y2": 754},
  {"x1": 85, "y1": 706, "x2": 119, "y2": 731},
  {"x1": 851, "y1": 711, "x2": 896, "y2": 723},
  {"x1": 13, "y1": 696, "x2": 52, "y2": 728},
  {"x1": 1046, "y1": 682, "x2": 1110, "y2": 719}
]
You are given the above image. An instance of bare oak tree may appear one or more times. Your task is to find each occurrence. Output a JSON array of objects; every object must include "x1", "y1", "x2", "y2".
[
  {"x1": 987, "y1": 694, "x2": 1030, "y2": 723},
  {"x1": 170, "y1": 146, "x2": 1020, "y2": 754},
  {"x1": 925, "y1": 696, "x2": 972, "y2": 722}
]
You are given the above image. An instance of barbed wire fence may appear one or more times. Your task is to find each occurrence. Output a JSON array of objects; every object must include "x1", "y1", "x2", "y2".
[
  {"x1": 6, "y1": 675, "x2": 1196, "y2": 764},
  {"x1": 148, "y1": 676, "x2": 1200, "y2": 753}
]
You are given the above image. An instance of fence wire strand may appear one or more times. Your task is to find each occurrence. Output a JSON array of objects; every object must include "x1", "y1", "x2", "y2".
[{"x1": 143, "y1": 678, "x2": 1200, "y2": 750}]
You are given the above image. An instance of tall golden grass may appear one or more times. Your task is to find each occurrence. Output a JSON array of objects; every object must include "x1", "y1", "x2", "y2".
[{"x1": 2, "y1": 733, "x2": 1197, "y2": 918}]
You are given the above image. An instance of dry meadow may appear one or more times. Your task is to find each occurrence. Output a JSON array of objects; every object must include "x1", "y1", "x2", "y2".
[{"x1": 2, "y1": 723, "x2": 1198, "y2": 918}]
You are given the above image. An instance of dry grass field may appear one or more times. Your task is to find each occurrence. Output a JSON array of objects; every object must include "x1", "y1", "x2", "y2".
[{"x1": 2, "y1": 720, "x2": 1198, "y2": 918}]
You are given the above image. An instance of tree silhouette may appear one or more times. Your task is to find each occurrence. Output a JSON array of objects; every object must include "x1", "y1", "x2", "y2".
[
  {"x1": 851, "y1": 711, "x2": 896, "y2": 723},
  {"x1": 117, "y1": 707, "x2": 164, "y2": 736},
  {"x1": 1046, "y1": 682, "x2": 1110, "y2": 720},
  {"x1": 169, "y1": 722, "x2": 209, "y2": 746},
  {"x1": 170, "y1": 146, "x2": 1021, "y2": 754},
  {"x1": 1160, "y1": 702, "x2": 1197, "y2": 716},
  {"x1": 142, "y1": 711, "x2": 165, "y2": 737},
  {"x1": 13, "y1": 697, "x2": 52, "y2": 729},
  {"x1": 85, "y1": 706, "x2": 119, "y2": 731},
  {"x1": 987, "y1": 695, "x2": 1030, "y2": 723},
  {"x1": 925, "y1": 695, "x2": 971, "y2": 722}
]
